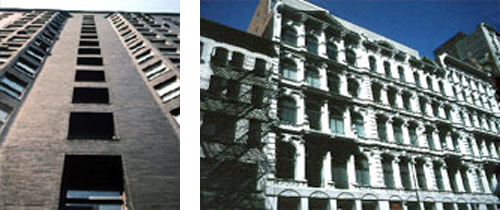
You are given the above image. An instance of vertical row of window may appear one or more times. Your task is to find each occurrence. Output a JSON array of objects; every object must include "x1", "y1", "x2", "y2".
[
  {"x1": 109, "y1": 13, "x2": 179, "y2": 125},
  {"x1": 63, "y1": 15, "x2": 122, "y2": 210}
]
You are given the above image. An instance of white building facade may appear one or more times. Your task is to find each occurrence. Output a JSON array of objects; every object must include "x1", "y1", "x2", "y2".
[{"x1": 246, "y1": 0, "x2": 500, "y2": 210}]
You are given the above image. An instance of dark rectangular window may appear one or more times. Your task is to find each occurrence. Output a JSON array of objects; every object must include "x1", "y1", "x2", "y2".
[
  {"x1": 80, "y1": 35, "x2": 98, "y2": 39},
  {"x1": 72, "y1": 87, "x2": 109, "y2": 104},
  {"x1": 59, "y1": 155, "x2": 124, "y2": 210},
  {"x1": 75, "y1": 70, "x2": 105, "y2": 82},
  {"x1": 68, "y1": 112, "x2": 114, "y2": 139},
  {"x1": 78, "y1": 48, "x2": 101, "y2": 55},
  {"x1": 79, "y1": 40, "x2": 99, "y2": 47},
  {"x1": 77, "y1": 57, "x2": 103, "y2": 66}
]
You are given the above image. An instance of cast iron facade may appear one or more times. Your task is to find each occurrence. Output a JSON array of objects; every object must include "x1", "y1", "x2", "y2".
[{"x1": 201, "y1": 0, "x2": 500, "y2": 209}]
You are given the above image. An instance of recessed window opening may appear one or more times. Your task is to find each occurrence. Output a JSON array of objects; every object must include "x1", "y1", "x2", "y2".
[
  {"x1": 143, "y1": 61, "x2": 168, "y2": 80},
  {"x1": 72, "y1": 87, "x2": 109, "y2": 104},
  {"x1": 79, "y1": 40, "x2": 99, "y2": 47},
  {"x1": 170, "y1": 107, "x2": 179, "y2": 124},
  {"x1": 0, "y1": 102, "x2": 12, "y2": 126},
  {"x1": 78, "y1": 48, "x2": 101, "y2": 55},
  {"x1": 154, "y1": 76, "x2": 180, "y2": 102},
  {"x1": 129, "y1": 42, "x2": 145, "y2": 54},
  {"x1": 0, "y1": 73, "x2": 27, "y2": 98},
  {"x1": 77, "y1": 57, "x2": 103, "y2": 66},
  {"x1": 80, "y1": 35, "x2": 98, "y2": 39},
  {"x1": 68, "y1": 112, "x2": 114, "y2": 139},
  {"x1": 135, "y1": 49, "x2": 154, "y2": 64},
  {"x1": 59, "y1": 155, "x2": 125, "y2": 210},
  {"x1": 14, "y1": 57, "x2": 38, "y2": 77},
  {"x1": 26, "y1": 47, "x2": 45, "y2": 63},
  {"x1": 75, "y1": 70, "x2": 105, "y2": 82}
]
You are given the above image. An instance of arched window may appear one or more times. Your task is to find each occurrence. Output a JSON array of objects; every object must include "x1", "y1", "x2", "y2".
[
  {"x1": 351, "y1": 112, "x2": 364, "y2": 137},
  {"x1": 306, "y1": 101, "x2": 321, "y2": 130},
  {"x1": 347, "y1": 78, "x2": 359, "y2": 98},
  {"x1": 388, "y1": 87, "x2": 397, "y2": 108},
  {"x1": 305, "y1": 67, "x2": 320, "y2": 88},
  {"x1": 355, "y1": 155, "x2": 370, "y2": 186},
  {"x1": 282, "y1": 27, "x2": 297, "y2": 46},
  {"x1": 280, "y1": 59, "x2": 297, "y2": 81},
  {"x1": 332, "y1": 157, "x2": 348, "y2": 189},
  {"x1": 461, "y1": 167, "x2": 471, "y2": 193},
  {"x1": 399, "y1": 158, "x2": 412, "y2": 190},
  {"x1": 384, "y1": 61, "x2": 391, "y2": 78},
  {"x1": 393, "y1": 119, "x2": 403, "y2": 144},
  {"x1": 329, "y1": 108, "x2": 344, "y2": 135},
  {"x1": 329, "y1": 74, "x2": 340, "y2": 94},
  {"x1": 427, "y1": 76, "x2": 433, "y2": 91},
  {"x1": 327, "y1": 42, "x2": 337, "y2": 61},
  {"x1": 345, "y1": 49, "x2": 356, "y2": 66},
  {"x1": 409, "y1": 123, "x2": 418, "y2": 146},
  {"x1": 402, "y1": 91, "x2": 412, "y2": 111},
  {"x1": 306, "y1": 35, "x2": 318, "y2": 54},
  {"x1": 377, "y1": 115, "x2": 387, "y2": 141},
  {"x1": 276, "y1": 141, "x2": 296, "y2": 179},
  {"x1": 419, "y1": 97, "x2": 427, "y2": 115},
  {"x1": 414, "y1": 71, "x2": 421, "y2": 87},
  {"x1": 432, "y1": 101, "x2": 440, "y2": 118},
  {"x1": 229, "y1": 52, "x2": 244, "y2": 69},
  {"x1": 416, "y1": 159, "x2": 427, "y2": 189},
  {"x1": 439, "y1": 81, "x2": 446, "y2": 96},
  {"x1": 382, "y1": 155, "x2": 394, "y2": 188},
  {"x1": 278, "y1": 97, "x2": 297, "y2": 125},
  {"x1": 433, "y1": 162, "x2": 444, "y2": 190},
  {"x1": 372, "y1": 83, "x2": 382, "y2": 103},
  {"x1": 398, "y1": 66, "x2": 405, "y2": 82},
  {"x1": 211, "y1": 47, "x2": 229, "y2": 66},
  {"x1": 426, "y1": 127, "x2": 435, "y2": 150},
  {"x1": 369, "y1": 56, "x2": 377, "y2": 72}
]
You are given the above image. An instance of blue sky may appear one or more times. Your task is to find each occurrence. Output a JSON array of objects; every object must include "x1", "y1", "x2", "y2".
[
  {"x1": 201, "y1": 0, "x2": 500, "y2": 57},
  {"x1": 1, "y1": 0, "x2": 180, "y2": 12}
]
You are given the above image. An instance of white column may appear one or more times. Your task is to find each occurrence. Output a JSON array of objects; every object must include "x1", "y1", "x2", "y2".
[
  {"x1": 347, "y1": 154, "x2": 356, "y2": 189},
  {"x1": 402, "y1": 121, "x2": 410, "y2": 145},
  {"x1": 296, "y1": 94, "x2": 306, "y2": 127},
  {"x1": 300, "y1": 197, "x2": 308, "y2": 210},
  {"x1": 386, "y1": 118, "x2": 395, "y2": 143},
  {"x1": 370, "y1": 151, "x2": 384, "y2": 188},
  {"x1": 423, "y1": 159, "x2": 434, "y2": 190},
  {"x1": 432, "y1": 128, "x2": 441, "y2": 150},
  {"x1": 344, "y1": 108, "x2": 353, "y2": 137},
  {"x1": 330, "y1": 199, "x2": 337, "y2": 210},
  {"x1": 319, "y1": 64, "x2": 329, "y2": 91},
  {"x1": 355, "y1": 200, "x2": 362, "y2": 210},
  {"x1": 323, "y1": 151, "x2": 332, "y2": 187},
  {"x1": 295, "y1": 140, "x2": 306, "y2": 181},
  {"x1": 266, "y1": 196, "x2": 277, "y2": 210},
  {"x1": 339, "y1": 73, "x2": 348, "y2": 96},
  {"x1": 479, "y1": 167, "x2": 491, "y2": 193},
  {"x1": 396, "y1": 90, "x2": 403, "y2": 109},
  {"x1": 441, "y1": 164, "x2": 452, "y2": 191},
  {"x1": 393, "y1": 157, "x2": 403, "y2": 189},
  {"x1": 381, "y1": 86, "x2": 389, "y2": 105},
  {"x1": 321, "y1": 100, "x2": 330, "y2": 134}
]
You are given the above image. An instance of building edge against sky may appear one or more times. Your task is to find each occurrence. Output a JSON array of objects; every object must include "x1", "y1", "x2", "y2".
[
  {"x1": 0, "y1": 8, "x2": 179, "y2": 209},
  {"x1": 201, "y1": 0, "x2": 500, "y2": 209}
]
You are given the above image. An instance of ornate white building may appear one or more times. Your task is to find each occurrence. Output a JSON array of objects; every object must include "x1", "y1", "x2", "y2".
[{"x1": 201, "y1": 0, "x2": 500, "y2": 209}]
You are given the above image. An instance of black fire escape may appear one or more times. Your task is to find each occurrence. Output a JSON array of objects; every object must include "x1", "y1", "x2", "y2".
[{"x1": 200, "y1": 51, "x2": 276, "y2": 210}]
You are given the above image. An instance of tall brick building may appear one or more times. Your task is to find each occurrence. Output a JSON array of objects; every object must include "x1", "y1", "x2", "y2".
[
  {"x1": 0, "y1": 9, "x2": 179, "y2": 209},
  {"x1": 201, "y1": 0, "x2": 500, "y2": 209}
]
